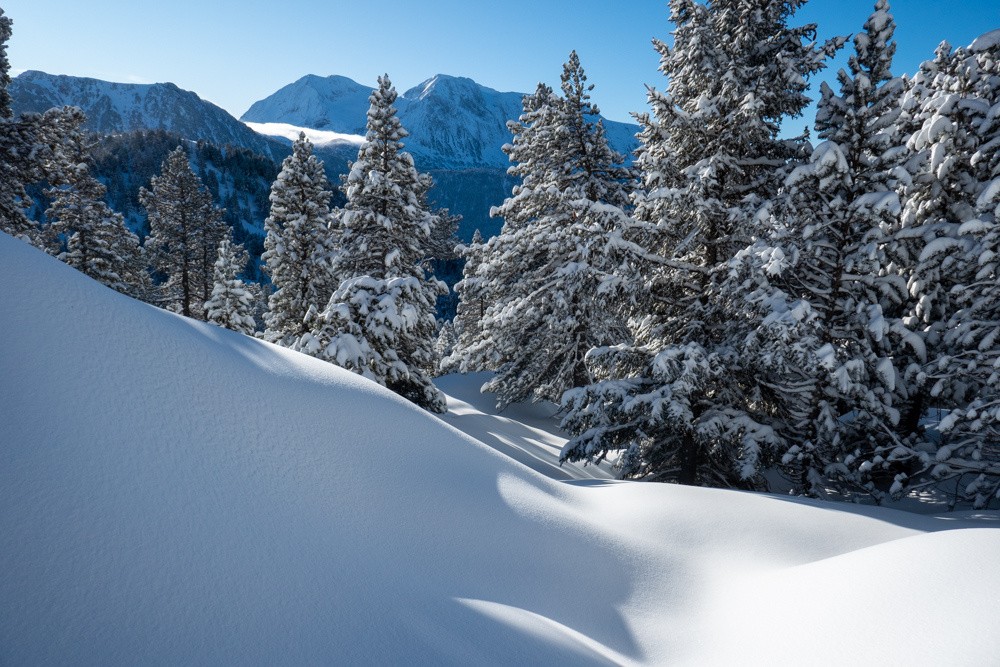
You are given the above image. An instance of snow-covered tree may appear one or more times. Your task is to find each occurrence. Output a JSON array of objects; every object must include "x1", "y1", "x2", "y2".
[
  {"x1": 561, "y1": 0, "x2": 841, "y2": 487},
  {"x1": 0, "y1": 9, "x2": 42, "y2": 243},
  {"x1": 725, "y1": 1, "x2": 906, "y2": 497},
  {"x1": 302, "y1": 75, "x2": 445, "y2": 412},
  {"x1": 450, "y1": 52, "x2": 633, "y2": 409},
  {"x1": 140, "y1": 146, "x2": 227, "y2": 319},
  {"x1": 42, "y1": 106, "x2": 146, "y2": 297},
  {"x1": 434, "y1": 319, "x2": 457, "y2": 374},
  {"x1": 879, "y1": 30, "x2": 1000, "y2": 505},
  {"x1": 261, "y1": 132, "x2": 336, "y2": 346},
  {"x1": 205, "y1": 235, "x2": 256, "y2": 335}
]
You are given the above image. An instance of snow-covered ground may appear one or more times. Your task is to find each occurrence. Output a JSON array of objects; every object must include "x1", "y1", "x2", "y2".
[
  {"x1": 435, "y1": 372, "x2": 614, "y2": 481},
  {"x1": 2, "y1": 231, "x2": 998, "y2": 665}
]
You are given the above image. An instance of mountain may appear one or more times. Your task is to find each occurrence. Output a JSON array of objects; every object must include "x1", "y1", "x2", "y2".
[
  {"x1": 3, "y1": 230, "x2": 999, "y2": 664},
  {"x1": 10, "y1": 70, "x2": 288, "y2": 162},
  {"x1": 242, "y1": 74, "x2": 374, "y2": 136},
  {"x1": 244, "y1": 73, "x2": 640, "y2": 241},
  {"x1": 242, "y1": 73, "x2": 640, "y2": 170}
]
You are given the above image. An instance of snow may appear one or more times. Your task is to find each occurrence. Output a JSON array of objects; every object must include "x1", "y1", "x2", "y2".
[
  {"x1": 243, "y1": 121, "x2": 365, "y2": 147},
  {"x1": 969, "y1": 29, "x2": 1000, "y2": 53},
  {"x1": 2, "y1": 231, "x2": 999, "y2": 664},
  {"x1": 11, "y1": 71, "x2": 285, "y2": 162},
  {"x1": 435, "y1": 372, "x2": 614, "y2": 481},
  {"x1": 242, "y1": 72, "x2": 639, "y2": 171}
]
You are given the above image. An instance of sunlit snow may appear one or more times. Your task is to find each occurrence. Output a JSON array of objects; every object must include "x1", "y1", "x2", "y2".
[
  {"x1": 1, "y1": 232, "x2": 998, "y2": 665},
  {"x1": 244, "y1": 121, "x2": 365, "y2": 147}
]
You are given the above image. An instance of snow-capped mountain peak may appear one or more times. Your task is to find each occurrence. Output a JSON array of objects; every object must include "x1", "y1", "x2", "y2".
[
  {"x1": 243, "y1": 72, "x2": 640, "y2": 170},
  {"x1": 241, "y1": 74, "x2": 374, "y2": 136}
]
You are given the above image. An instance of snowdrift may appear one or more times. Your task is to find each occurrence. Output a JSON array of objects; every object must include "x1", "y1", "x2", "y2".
[{"x1": 1, "y1": 232, "x2": 998, "y2": 665}]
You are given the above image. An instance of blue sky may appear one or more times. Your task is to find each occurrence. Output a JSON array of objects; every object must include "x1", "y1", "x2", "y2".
[{"x1": 4, "y1": 1, "x2": 998, "y2": 126}]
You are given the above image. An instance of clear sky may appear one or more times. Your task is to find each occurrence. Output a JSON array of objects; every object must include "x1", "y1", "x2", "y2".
[{"x1": 3, "y1": 1, "x2": 998, "y2": 126}]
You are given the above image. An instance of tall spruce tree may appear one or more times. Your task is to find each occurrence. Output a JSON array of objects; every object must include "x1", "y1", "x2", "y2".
[
  {"x1": 561, "y1": 0, "x2": 840, "y2": 486},
  {"x1": 262, "y1": 132, "x2": 336, "y2": 346},
  {"x1": 450, "y1": 52, "x2": 632, "y2": 409},
  {"x1": 140, "y1": 146, "x2": 227, "y2": 318},
  {"x1": 298, "y1": 75, "x2": 446, "y2": 412}
]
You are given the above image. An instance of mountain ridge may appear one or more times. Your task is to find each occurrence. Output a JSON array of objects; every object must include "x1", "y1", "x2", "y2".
[
  {"x1": 10, "y1": 70, "x2": 288, "y2": 162},
  {"x1": 243, "y1": 72, "x2": 640, "y2": 170}
]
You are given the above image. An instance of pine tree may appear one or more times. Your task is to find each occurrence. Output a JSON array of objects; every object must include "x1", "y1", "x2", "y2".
[
  {"x1": 140, "y1": 146, "x2": 227, "y2": 318},
  {"x1": 561, "y1": 0, "x2": 840, "y2": 486},
  {"x1": 301, "y1": 75, "x2": 446, "y2": 413},
  {"x1": 0, "y1": 9, "x2": 42, "y2": 243},
  {"x1": 0, "y1": 7, "x2": 10, "y2": 119},
  {"x1": 42, "y1": 106, "x2": 146, "y2": 297},
  {"x1": 451, "y1": 53, "x2": 632, "y2": 409},
  {"x1": 725, "y1": 1, "x2": 907, "y2": 497},
  {"x1": 205, "y1": 235, "x2": 257, "y2": 335},
  {"x1": 261, "y1": 132, "x2": 336, "y2": 346}
]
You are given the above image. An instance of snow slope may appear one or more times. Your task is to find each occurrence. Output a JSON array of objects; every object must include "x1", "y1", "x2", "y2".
[
  {"x1": 2, "y1": 231, "x2": 998, "y2": 665},
  {"x1": 436, "y1": 372, "x2": 614, "y2": 481}
]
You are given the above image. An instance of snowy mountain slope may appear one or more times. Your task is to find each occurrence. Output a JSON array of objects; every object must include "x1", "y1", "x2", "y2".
[
  {"x1": 242, "y1": 73, "x2": 640, "y2": 170},
  {"x1": 10, "y1": 70, "x2": 288, "y2": 162},
  {"x1": 241, "y1": 74, "x2": 375, "y2": 135},
  {"x1": 2, "y1": 232, "x2": 998, "y2": 665}
]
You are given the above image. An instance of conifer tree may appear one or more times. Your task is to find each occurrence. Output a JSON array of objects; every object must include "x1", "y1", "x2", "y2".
[
  {"x1": 880, "y1": 31, "x2": 1000, "y2": 505},
  {"x1": 451, "y1": 53, "x2": 632, "y2": 409},
  {"x1": 561, "y1": 0, "x2": 840, "y2": 486},
  {"x1": 726, "y1": 1, "x2": 906, "y2": 497},
  {"x1": 300, "y1": 75, "x2": 446, "y2": 412},
  {"x1": 262, "y1": 132, "x2": 336, "y2": 346},
  {"x1": 42, "y1": 106, "x2": 146, "y2": 297},
  {"x1": 0, "y1": 9, "x2": 42, "y2": 243},
  {"x1": 140, "y1": 146, "x2": 227, "y2": 319},
  {"x1": 446, "y1": 228, "x2": 487, "y2": 374},
  {"x1": 205, "y1": 235, "x2": 257, "y2": 335}
]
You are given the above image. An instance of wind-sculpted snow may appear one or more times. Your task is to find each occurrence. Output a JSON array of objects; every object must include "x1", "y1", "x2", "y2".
[{"x1": 1, "y1": 232, "x2": 998, "y2": 665}]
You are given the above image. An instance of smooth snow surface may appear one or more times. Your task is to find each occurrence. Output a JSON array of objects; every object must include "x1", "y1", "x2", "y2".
[{"x1": 2, "y1": 232, "x2": 999, "y2": 665}]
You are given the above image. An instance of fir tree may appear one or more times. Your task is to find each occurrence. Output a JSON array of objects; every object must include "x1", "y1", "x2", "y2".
[
  {"x1": 301, "y1": 75, "x2": 446, "y2": 413},
  {"x1": 205, "y1": 235, "x2": 256, "y2": 335},
  {"x1": 451, "y1": 53, "x2": 632, "y2": 409},
  {"x1": 561, "y1": 0, "x2": 841, "y2": 486},
  {"x1": 261, "y1": 132, "x2": 336, "y2": 346},
  {"x1": 140, "y1": 146, "x2": 227, "y2": 319}
]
